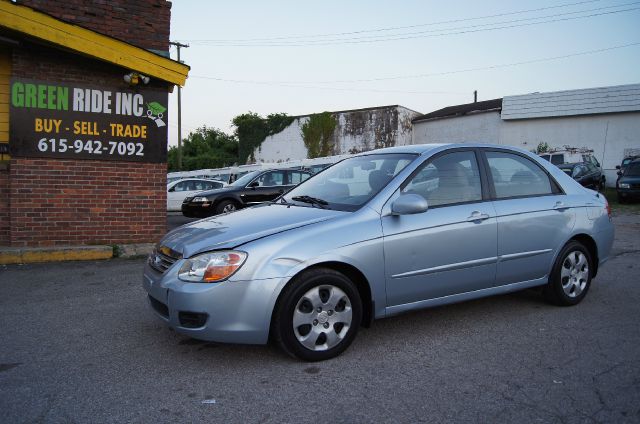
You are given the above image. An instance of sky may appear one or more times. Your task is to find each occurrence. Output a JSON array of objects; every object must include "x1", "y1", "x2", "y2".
[{"x1": 166, "y1": 0, "x2": 640, "y2": 147}]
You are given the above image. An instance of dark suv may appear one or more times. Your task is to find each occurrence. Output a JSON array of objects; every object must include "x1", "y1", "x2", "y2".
[
  {"x1": 616, "y1": 159, "x2": 640, "y2": 203},
  {"x1": 616, "y1": 155, "x2": 640, "y2": 180},
  {"x1": 557, "y1": 162, "x2": 605, "y2": 190},
  {"x1": 182, "y1": 168, "x2": 312, "y2": 217}
]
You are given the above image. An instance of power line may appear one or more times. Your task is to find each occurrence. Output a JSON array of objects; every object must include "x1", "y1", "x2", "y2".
[
  {"x1": 186, "y1": 2, "x2": 639, "y2": 47},
  {"x1": 187, "y1": 75, "x2": 469, "y2": 95},
  {"x1": 189, "y1": 41, "x2": 640, "y2": 87},
  {"x1": 183, "y1": 0, "x2": 603, "y2": 43}
]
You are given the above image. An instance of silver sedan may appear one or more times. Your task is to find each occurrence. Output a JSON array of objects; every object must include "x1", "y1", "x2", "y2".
[{"x1": 143, "y1": 143, "x2": 614, "y2": 361}]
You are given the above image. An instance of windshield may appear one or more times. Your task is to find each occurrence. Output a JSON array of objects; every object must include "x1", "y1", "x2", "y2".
[
  {"x1": 231, "y1": 170, "x2": 261, "y2": 187},
  {"x1": 283, "y1": 153, "x2": 416, "y2": 211},
  {"x1": 625, "y1": 163, "x2": 640, "y2": 177}
]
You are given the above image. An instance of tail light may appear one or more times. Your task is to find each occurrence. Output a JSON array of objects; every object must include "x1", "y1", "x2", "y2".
[{"x1": 605, "y1": 198, "x2": 612, "y2": 220}]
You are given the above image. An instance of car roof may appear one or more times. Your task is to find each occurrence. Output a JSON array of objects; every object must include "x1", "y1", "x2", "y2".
[
  {"x1": 169, "y1": 177, "x2": 222, "y2": 184},
  {"x1": 353, "y1": 142, "x2": 535, "y2": 157}
]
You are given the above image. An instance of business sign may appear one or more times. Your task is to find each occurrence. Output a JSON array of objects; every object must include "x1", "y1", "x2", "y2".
[{"x1": 9, "y1": 79, "x2": 168, "y2": 163}]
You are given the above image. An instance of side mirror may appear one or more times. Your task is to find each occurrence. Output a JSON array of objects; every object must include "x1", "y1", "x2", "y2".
[
  {"x1": 168, "y1": 186, "x2": 175, "y2": 192},
  {"x1": 248, "y1": 181, "x2": 259, "y2": 188},
  {"x1": 391, "y1": 194, "x2": 429, "y2": 215}
]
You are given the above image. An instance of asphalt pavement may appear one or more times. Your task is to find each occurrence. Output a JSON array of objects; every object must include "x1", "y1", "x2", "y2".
[{"x1": 1, "y1": 213, "x2": 639, "y2": 423}]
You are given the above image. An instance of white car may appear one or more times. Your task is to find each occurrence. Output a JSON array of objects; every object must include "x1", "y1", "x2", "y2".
[{"x1": 167, "y1": 178, "x2": 225, "y2": 211}]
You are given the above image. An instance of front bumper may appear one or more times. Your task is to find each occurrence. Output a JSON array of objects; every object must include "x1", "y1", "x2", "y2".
[
  {"x1": 616, "y1": 188, "x2": 640, "y2": 200},
  {"x1": 142, "y1": 261, "x2": 286, "y2": 344},
  {"x1": 181, "y1": 201, "x2": 214, "y2": 217}
]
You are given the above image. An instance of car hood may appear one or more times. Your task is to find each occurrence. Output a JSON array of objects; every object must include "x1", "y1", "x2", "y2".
[
  {"x1": 194, "y1": 186, "x2": 239, "y2": 198},
  {"x1": 619, "y1": 174, "x2": 640, "y2": 184},
  {"x1": 160, "y1": 203, "x2": 347, "y2": 258}
]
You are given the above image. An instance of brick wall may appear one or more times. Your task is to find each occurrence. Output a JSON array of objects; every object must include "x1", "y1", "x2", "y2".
[
  {"x1": 0, "y1": 167, "x2": 9, "y2": 245},
  {"x1": 11, "y1": 41, "x2": 168, "y2": 90},
  {"x1": 2, "y1": 39, "x2": 169, "y2": 247},
  {"x1": 15, "y1": 0, "x2": 171, "y2": 52},
  {"x1": 9, "y1": 159, "x2": 166, "y2": 247}
]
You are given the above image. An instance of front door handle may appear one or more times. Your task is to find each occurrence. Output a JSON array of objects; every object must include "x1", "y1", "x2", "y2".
[{"x1": 467, "y1": 211, "x2": 490, "y2": 222}]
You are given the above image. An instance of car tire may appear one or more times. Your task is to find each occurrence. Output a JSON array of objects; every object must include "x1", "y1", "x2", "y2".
[
  {"x1": 272, "y1": 267, "x2": 362, "y2": 361},
  {"x1": 543, "y1": 241, "x2": 593, "y2": 306},
  {"x1": 215, "y1": 199, "x2": 238, "y2": 215}
]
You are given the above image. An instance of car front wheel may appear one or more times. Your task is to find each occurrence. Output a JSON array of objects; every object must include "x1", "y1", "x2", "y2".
[
  {"x1": 544, "y1": 241, "x2": 592, "y2": 306},
  {"x1": 215, "y1": 200, "x2": 238, "y2": 215},
  {"x1": 272, "y1": 268, "x2": 362, "y2": 361}
]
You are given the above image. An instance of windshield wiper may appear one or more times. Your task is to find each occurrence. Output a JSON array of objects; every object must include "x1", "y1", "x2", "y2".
[{"x1": 291, "y1": 195, "x2": 328, "y2": 208}]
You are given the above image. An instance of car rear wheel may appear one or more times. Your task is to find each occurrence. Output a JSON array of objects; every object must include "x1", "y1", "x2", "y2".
[
  {"x1": 272, "y1": 268, "x2": 362, "y2": 361},
  {"x1": 215, "y1": 200, "x2": 238, "y2": 215},
  {"x1": 543, "y1": 241, "x2": 592, "y2": 306}
]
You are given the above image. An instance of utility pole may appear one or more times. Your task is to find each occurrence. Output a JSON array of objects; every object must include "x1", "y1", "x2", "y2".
[{"x1": 170, "y1": 41, "x2": 189, "y2": 170}]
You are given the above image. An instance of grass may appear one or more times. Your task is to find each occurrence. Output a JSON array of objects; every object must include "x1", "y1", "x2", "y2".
[{"x1": 601, "y1": 188, "x2": 640, "y2": 215}]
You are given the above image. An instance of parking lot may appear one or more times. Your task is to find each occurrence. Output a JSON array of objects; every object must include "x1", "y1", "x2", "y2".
[{"x1": 0, "y1": 212, "x2": 638, "y2": 423}]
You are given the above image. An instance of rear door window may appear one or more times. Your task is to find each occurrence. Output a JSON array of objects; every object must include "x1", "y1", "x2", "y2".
[
  {"x1": 289, "y1": 171, "x2": 310, "y2": 185},
  {"x1": 486, "y1": 151, "x2": 554, "y2": 198}
]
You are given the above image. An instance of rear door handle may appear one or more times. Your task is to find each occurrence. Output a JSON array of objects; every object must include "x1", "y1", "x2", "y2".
[
  {"x1": 554, "y1": 201, "x2": 569, "y2": 210},
  {"x1": 467, "y1": 211, "x2": 490, "y2": 222}
]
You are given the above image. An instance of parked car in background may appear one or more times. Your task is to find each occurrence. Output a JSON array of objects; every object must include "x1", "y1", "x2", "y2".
[
  {"x1": 616, "y1": 158, "x2": 640, "y2": 203},
  {"x1": 539, "y1": 149, "x2": 602, "y2": 171},
  {"x1": 145, "y1": 143, "x2": 614, "y2": 361},
  {"x1": 167, "y1": 178, "x2": 225, "y2": 212},
  {"x1": 557, "y1": 162, "x2": 605, "y2": 190},
  {"x1": 181, "y1": 168, "x2": 312, "y2": 217},
  {"x1": 616, "y1": 155, "x2": 640, "y2": 180}
]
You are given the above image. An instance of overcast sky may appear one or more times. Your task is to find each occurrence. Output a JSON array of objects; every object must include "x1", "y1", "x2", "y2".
[{"x1": 166, "y1": 0, "x2": 640, "y2": 147}]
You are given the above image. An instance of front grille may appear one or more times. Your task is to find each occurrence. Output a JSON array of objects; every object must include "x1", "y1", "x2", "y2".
[
  {"x1": 631, "y1": 184, "x2": 640, "y2": 190},
  {"x1": 148, "y1": 295, "x2": 169, "y2": 318},
  {"x1": 149, "y1": 246, "x2": 181, "y2": 273}
]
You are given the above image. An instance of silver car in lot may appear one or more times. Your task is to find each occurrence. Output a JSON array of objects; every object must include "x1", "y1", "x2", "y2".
[{"x1": 144, "y1": 143, "x2": 614, "y2": 361}]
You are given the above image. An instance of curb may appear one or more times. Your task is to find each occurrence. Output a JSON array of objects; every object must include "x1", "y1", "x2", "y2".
[{"x1": 0, "y1": 243, "x2": 155, "y2": 265}]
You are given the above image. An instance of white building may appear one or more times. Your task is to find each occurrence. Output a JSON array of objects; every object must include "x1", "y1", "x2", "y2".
[
  {"x1": 252, "y1": 105, "x2": 421, "y2": 163},
  {"x1": 412, "y1": 84, "x2": 640, "y2": 186}
]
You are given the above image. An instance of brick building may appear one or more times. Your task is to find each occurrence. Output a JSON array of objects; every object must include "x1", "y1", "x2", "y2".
[{"x1": 0, "y1": 0, "x2": 189, "y2": 247}]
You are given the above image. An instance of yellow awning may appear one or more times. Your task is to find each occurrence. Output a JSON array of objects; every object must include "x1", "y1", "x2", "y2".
[{"x1": 0, "y1": 1, "x2": 189, "y2": 86}]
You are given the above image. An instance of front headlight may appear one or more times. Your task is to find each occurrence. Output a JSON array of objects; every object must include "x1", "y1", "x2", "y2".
[
  {"x1": 192, "y1": 196, "x2": 209, "y2": 202},
  {"x1": 178, "y1": 251, "x2": 247, "y2": 283},
  {"x1": 619, "y1": 183, "x2": 630, "y2": 189}
]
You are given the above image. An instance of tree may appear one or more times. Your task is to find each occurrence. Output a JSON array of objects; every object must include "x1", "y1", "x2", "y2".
[
  {"x1": 232, "y1": 112, "x2": 294, "y2": 164},
  {"x1": 301, "y1": 112, "x2": 336, "y2": 158},
  {"x1": 167, "y1": 126, "x2": 238, "y2": 172}
]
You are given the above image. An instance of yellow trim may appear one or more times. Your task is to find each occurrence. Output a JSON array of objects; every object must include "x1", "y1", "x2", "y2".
[
  {"x1": 0, "y1": 246, "x2": 113, "y2": 264},
  {"x1": 0, "y1": 2, "x2": 189, "y2": 86},
  {"x1": 0, "y1": 46, "x2": 8, "y2": 159}
]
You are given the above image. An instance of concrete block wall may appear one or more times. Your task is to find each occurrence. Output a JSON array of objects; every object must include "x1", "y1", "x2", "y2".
[{"x1": 253, "y1": 106, "x2": 421, "y2": 163}]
